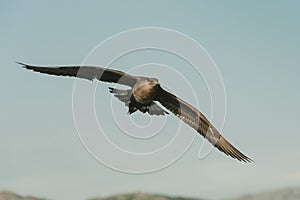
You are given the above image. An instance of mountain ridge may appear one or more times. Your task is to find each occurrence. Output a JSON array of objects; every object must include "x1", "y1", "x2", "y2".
[
  {"x1": 89, "y1": 192, "x2": 204, "y2": 200},
  {"x1": 0, "y1": 190, "x2": 47, "y2": 200},
  {"x1": 1, "y1": 187, "x2": 300, "y2": 200}
]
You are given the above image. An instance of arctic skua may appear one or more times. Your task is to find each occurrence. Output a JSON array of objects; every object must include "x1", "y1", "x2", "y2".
[{"x1": 20, "y1": 62, "x2": 252, "y2": 162}]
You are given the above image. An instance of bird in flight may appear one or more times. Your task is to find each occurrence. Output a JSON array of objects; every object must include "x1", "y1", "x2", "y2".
[{"x1": 19, "y1": 62, "x2": 252, "y2": 162}]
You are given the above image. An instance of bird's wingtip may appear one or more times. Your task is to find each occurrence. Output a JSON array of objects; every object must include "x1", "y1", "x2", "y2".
[
  {"x1": 16, "y1": 62, "x2": 30, "y2": 69},
  {"x1": 215, "y1": 136, "x2": 253, "y2": 163},
  {"x1": 16, "y1": 61, "x2": 26, "y2": 66},
  {"x1": 246, "y1": 157, "x2": 254, "y2": 163},
  {"x1": 17, "y1": 62, "x2": 37, "y2": 71}
]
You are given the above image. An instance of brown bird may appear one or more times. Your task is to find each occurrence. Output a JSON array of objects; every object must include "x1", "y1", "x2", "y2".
[{"x1": 19, "y1": 62, "x2": 252, "y2": 162}]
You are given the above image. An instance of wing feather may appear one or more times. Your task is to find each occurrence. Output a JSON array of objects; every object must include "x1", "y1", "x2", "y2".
[
  {"x1": 156, "y1": 86, "x2": 252, "y2": 162},
  {"x1": 19, "y1": 62, "x2": 138, "y2": 87}
]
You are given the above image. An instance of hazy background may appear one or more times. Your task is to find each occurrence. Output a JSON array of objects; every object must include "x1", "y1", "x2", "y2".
[{"x1": 1, "y1": 1, "x2": 299, "y2": 200}]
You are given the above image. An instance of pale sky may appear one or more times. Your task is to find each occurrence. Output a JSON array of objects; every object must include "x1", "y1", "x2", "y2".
[{"x1": 1, "y1": 1, "x2": 300, "y2": 200}]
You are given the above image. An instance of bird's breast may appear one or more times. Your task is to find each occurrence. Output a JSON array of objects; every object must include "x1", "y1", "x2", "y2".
[{"x1": 132, "y1": 82, "x2": 157, "y2": 104}]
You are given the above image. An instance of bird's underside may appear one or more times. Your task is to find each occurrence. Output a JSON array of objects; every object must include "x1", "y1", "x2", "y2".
[
  {"x1": 108, "y1": 87, "x2": 168, "y2": 115},
  {"x1": 20, "y1": 62, "x2": 252, "y2": 162}
]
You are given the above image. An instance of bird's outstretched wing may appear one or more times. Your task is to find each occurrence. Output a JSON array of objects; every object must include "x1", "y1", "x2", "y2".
[
  {"x1": 19, "y1": 62, "x2": 139, "y2": 87},
  {"x1": 156, "y1": 86, "x2": 252, "y2": 162}
]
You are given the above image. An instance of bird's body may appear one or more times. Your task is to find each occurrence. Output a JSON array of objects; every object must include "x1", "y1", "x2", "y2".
[
  {"x1": 20, "y1": 62, "x2": 252, "y2": 162},
  {"x1": 132, "y1": 78, "x2": 158, "y2": 104}
]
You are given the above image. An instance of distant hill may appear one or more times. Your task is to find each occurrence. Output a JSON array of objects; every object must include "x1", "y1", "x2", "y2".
[
  {"x1": 0, "y1": 191, "x2": 46, "y2": 200},
  {"x1": 1, "y1": 187, "x2": 300, "y2": 200},
  {"x1": 233, "y1": 187, "x2": 300, "y2": 200},
  {"x1": 89, "y1": 192, "x2": 203, "y2": 200}
]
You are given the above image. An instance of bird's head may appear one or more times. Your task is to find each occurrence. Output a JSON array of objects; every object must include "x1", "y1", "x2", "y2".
[{"x1": 148, "y1": 78, "x2": 159, "y2": 85}]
